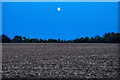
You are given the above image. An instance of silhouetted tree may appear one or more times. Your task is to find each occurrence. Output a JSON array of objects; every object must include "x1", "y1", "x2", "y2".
[
  {"x1": 0, "y1": 35, "x2": 2, "y2": 43},
  {"x1": 12, "y1": 35, "x2": 22, "y2": 43},
  {"x1": 2, "y1": 34, "x2": 11, "y2": 43},
  {"x1": 90, "y1": 37, "x2": 94, "y2": 43},
  {"x1": 23, "y1": 37, "x2": 27, "y2": 43},
  {"x1": 40, "y1": 39, "x2": 43, "y2": 43},
  {"x1": 94, "y1": 35, "x2": 101, "y2": 42},
  {"x1": 58, "y1": 39, "x2": 60, "y2": 43},
  {"x1": 2, "y1": 32, "x2": 120, "y2": 43},
  {"x1": 83, "y1": 37, "x2": 89, "y2": 43}
]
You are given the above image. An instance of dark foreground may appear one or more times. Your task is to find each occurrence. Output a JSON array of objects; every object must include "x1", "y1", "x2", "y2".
[{"x1": 2, "y1": 43, "x2": 119, "y2": 79}]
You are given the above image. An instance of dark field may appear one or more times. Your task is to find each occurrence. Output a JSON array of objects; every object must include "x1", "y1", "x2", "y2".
[{"x1": 2, "y1": 43, "x2": 119, "y2": 78}]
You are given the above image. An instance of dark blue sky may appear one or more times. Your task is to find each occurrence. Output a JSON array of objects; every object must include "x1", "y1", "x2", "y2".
[{"x1": 2, "y1": 2, "x2": 118, "y2": 40}]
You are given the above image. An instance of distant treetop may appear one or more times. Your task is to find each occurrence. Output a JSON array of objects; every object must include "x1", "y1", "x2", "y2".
[{"x1": 1, "y1": 32, "x2": 120, "y2": 43}]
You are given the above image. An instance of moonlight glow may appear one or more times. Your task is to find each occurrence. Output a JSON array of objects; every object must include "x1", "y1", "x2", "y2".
[{"x1": 57, "y1": 7, "x2": 61, "y2": 11}]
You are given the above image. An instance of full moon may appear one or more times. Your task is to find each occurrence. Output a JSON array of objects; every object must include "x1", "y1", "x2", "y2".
[{"x1": 57, "y1": 7, "x2": 61, "y2": 11}]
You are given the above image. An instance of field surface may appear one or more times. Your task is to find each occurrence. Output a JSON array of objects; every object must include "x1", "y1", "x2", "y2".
[{"x1": 2, "y1": 43, "x2": 119, "y2": 78}]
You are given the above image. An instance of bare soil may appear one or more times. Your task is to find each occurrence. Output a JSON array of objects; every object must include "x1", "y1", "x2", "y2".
[{"x1": 2, "y1": 43, "x2": 119, "y2": 78}]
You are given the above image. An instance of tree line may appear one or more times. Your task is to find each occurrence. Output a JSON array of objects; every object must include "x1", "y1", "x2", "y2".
[{"x1": 0, "y1": 32, "x2": 120, "y2": 43}]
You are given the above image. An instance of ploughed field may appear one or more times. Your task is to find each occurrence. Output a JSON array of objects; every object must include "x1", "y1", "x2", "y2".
[{"x1": 2, "y1": 43, "x2": 119, "y2": 78}]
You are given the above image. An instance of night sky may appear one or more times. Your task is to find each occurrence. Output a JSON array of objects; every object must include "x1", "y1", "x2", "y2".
[{"x1": 2, "y1": 2, "x2": 118, "y2": 40}]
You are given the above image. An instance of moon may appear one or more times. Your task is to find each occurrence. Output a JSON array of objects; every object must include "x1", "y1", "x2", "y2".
[{"x1": 57, "y1": 7, "x2": 61, "y2": 11}]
